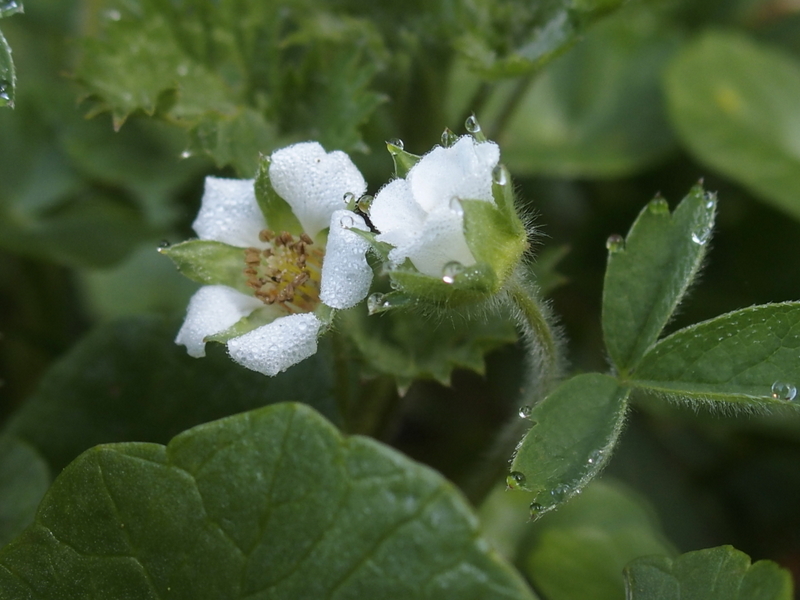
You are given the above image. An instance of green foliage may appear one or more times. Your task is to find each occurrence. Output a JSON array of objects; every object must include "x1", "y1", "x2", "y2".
[
  {"x1": 501, "y1": 9, "x2": 679, "y2": 177},
  {"x1": 624, "y1": 545, "x2": 794, "y2": 600},
  {"x1": 521, "y1": 480, "x2": 675, "y2": 600},
  {"x1": 0, "y1": 403, "x2": 537, "y2": 599},
  {"x1": 0, "y1": 435, "x2": 49, "y2": 546},
  {"x1": 631, "y1": 303, "x2": 800, "y2": 410},
  {"x1": 603, "y1": 185, "x2": 715, "y2": 373},
  {"x1": 509, "y1": 374, "x2": 630, "y2": 518},
  {"x1": 665, "y1": 31, "x2": 800, "y2": 220},
  {"x1": 2, "y1": 316, "x2": 340, "y2": 475}
]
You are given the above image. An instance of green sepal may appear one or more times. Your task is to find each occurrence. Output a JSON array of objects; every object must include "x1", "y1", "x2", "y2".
[
  {"x1": 387, "y1": 142, "x2": 421, "y2": 178},
  {"x1": 254, "y1": 154, "x2": 304, "y2": 236},
  {"x1": 388, "y1": 260, "x2": 498, "y2": 306},
  {"x1": 0, "y1": 29, "x2": 14, "y2": 109},
  {"x1": 366, "y1": 291, "x2": 413, "y2": 315},
  {"x1": 624, "y1": 545, "x2": 794, "y2": 600},
  {"x1": 348, "y1": 227, "x2": 394, "y2": 262},
  {"x1": 159, "y1": 240, "x2": 250, "y2": 294},
  {"x1": 509, "y1": 374, "x2": 630, "y2": 520}
]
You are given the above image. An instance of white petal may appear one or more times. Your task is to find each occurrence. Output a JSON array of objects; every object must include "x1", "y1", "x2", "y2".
[
  {"x1": 175, "y1": 285, "x2": 264, "y2": 358},
  {"x1": 269, "y1": 142, "x2": 367, "y2": 238},
  {"x1": 320, "y1": 210, "x2": 373, "y2": 309},
  {"x1": 192, "y1": 177, "x2": 265, "y2": 247},
  {"x1": 227, "y1": 313, "x2": 323, "y2": 376},
  {"x1": 403, "y1": 206, "x2": 476, "y2": 277},
  {"x1": 409, "y1": 137, "x2": 499, "y2": 213},
  {"x1": 370, "y1": 178, "x2": 426, "y2": 252}
]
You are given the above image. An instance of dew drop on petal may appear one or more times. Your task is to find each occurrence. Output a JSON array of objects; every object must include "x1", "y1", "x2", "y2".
[
  {"x1": 339, "y1": 214, "x2": 355, "y2": 229},
  {"x1": 357, "y1": 194, "x2": 374, "y2": 213},
  {"x1": 691, "y1": 227, "x2": 711, "y2": 245},
  {"x1": 342, "y1": 192, "x2": 355, "y2": 205},
  {"x1": 606, "y1": 234, "x2": 625, "y2": 252},
  {"x1": 492, "y1": 165, "x2": 507, "y2": 186},
  {"x1": 465, "y1": 114, "x2": 481, "y2": 134},
  {"x1": 771, "y1": 381, "x2": 797, "y2": 401},
  {"x1": 518, "y1": 405, "x2": 532, "y2": 419},
  {"x1": 448, "y1": 197, "x2": 464, "y2": 217},
  {"x1": 506, "y1": 471, "x2": 526, "y2": 490},
  {"x1": 442, "y1": 261, "x2": 463, "y2": 284}
]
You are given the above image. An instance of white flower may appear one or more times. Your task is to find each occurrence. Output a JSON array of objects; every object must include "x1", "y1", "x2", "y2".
[
  {"x1": 174, "y1": 142, "x2": 373, "y2": 376},
  {"x1": 369, "y1": 136, "x2": 500, "y2": 278}
]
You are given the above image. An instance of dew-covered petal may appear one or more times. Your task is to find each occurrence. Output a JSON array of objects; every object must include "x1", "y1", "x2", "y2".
[
  {"x1": 400, "y1": 206, "x2": 476, "y2": 277},
  {"x1": 192, "y1": 177, "x2": 265, "y2": 247},
  {"x1": 227, "y1": 313, "x2": 323, "y2": 376},
  {"x1": 370, "y1": 178, "x2": 426, "y2": 251},
  {"x1": 408, "y1": 137, "x2": 499, "y2": 213},
  {"x1": 269, "y1": 142, "x2": 367, "y2": 239},
  {"x1": 175, "y1": 285, "x2": 264, "y2": 358},
  {"x1": 320, "y1": 210, "x2": 373, "y2": 309}
]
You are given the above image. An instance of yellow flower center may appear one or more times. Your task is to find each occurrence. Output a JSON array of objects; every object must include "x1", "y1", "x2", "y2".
[{"x1": 243, "y1": 229, "x2": 324, "y2": 313}]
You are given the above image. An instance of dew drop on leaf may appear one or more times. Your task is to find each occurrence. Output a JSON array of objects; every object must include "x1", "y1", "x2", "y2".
[
  {"x1": 691, "y1": 227, "x2": 711, "y2": 245},
  {"x1": 0, "y1": 80, "x2": 12, "y2": 106},
  {"x1": 342, "y1": 192, "x2": 355, "y2": 205},
  {"x1": 357, "y1": 194, "x2": 373, "y2": 213},
  {"x1": 387, "y1": 138, "x2": 404, "y2": 153},
  {"x1": 647, "y1": 197, "x2": 669, "y2": 215},
  {"x1": 605, "y1": 234, "x2": 625, "y2": 252},
  {"x1": 771, "y1": 381, "x2": 797, "y2": 401},
  {"x1": 367, "y1": 293, "x2": 388, "y2": 315},
  {"x1": 550, "y1": 483, "x2": 570, "y2": 502},
  {"x1": 492, "y1": 165, "x2": 507, "y2": 186},
  {"x1": 587, "y1": 449, "x2": 604, "y2": 465},
  {"x1": 442, "y1": 261, "x2": 463, "y2": 284},
  {"x1": 506, "y1": 471, "x2": 526, "y2": 490},
  {"x1": 529, "y1": 502, "x2": 544, "y2": 521},
  {"x1": 441, "y1": 128, "x2": 458, "y2": 148},
  {"x1": 518, "y1": 405, "x2": 532, "y2": 419}
]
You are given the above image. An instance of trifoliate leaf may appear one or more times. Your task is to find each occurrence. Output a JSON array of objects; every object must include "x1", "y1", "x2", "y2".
[
  {"x1": 624, "y1": 545, "x2": 793, "y2": 600},
  {"x1": 665, "y1": 31, "x2": 800, "y2": 221},
  {"x1": 631, "y1": 303, "x2": 800, "y2": 411},
  {"x1": 602, "y1": 185, "x2": 715, "y2": 374},
  {"x1": 0, "y1": 403, "x2": 537, "y2": 599}
]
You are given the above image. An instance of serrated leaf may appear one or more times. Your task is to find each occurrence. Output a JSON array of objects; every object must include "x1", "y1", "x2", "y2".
[
  {"x1": 457, "y1": 0, "x2": 625, "y2": 79},
  {"x1": 509, "y1": 374, "x2": 630, "y2": 519},
  {"x1": 521, "y1": 480, "x2": 675, "y2": 600},
  {"x1": 341, "y1": 304, "x2": 517, "y2": 390},
  {"x1": 0, "y1": 436, "x2": 49, "y2": 547},
  {"x1": 602, "y1": 185, "x2": 716, "y2": 374},
  {"x1": 0, "y1": 29, "x2": 14, "y2": 108},
  {"x1": 630, "y1": 303, "x2": 800, "y2": 410},
  {"x1": 501, "y1": 11, "x2": 679, "y2": 177},
  {"x1": 3, "y1": 316, "x2": 340, "y2": 474},
  {"x1": 665, "y1": 31, "x2": 800, "y2": 221},
  {"x1": 160, "y1": 240, "x2": 251, "y2": 294},
  {"x1": 624, "y1": 545, "x2": 794, "y2": 600},
  {"x1": 0, "y1": 403, "x2": 537, "y2": 599}
]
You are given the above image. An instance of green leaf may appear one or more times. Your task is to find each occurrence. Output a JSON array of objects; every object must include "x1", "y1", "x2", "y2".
[
  {"x1": 341, "y1": 304, "x2": 518, "y2": 390},
  {"x1": 602, "y1": 185, "x2": 716, "y2": 374},
  {"x1": 631, "y1": 302, "x2": 800, "y2": 410},
  {"x1": 0, "y1": 29, "x2": 13, "y2": 108},
  {"x1": 0, "y1": 403, "x2": 537, "y2": 599},
  {"x1": 501, "y1": 11, "x2": 679, "y2": 177},
  {"x1": 160, "y1": 240, "x2": 252, "y2": 294},
  {"x1": 457, "y1": 0, "x2": 625, "y2": 79},
  {"x1": 624, "y1": 545, "x2": 794, "y2": 600},
  {"x1": 0, "y1": 436, "x2": 49, "y2": 547},
  {"x1": 522, "y1": 480, "x2": 675, "y2": 600},
  {"x1": 509, "y1": 374, "x2": 630, "y2": 519},
  {"x1": 3, "y1": 316, "x2": 340, "y2": 474},
  {"x1": 665, "y1": 31, "x2": 800, "y2": 221},
  {"x1": 254, "y1": 155, "x2": 303, "y2": 236}
]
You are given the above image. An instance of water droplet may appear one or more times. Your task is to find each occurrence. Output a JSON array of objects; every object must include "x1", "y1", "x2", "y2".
[
  {"x1": 518, "y1": 405, "x2": 532, "y2": 419},
  {"x1": 691, "y1": 227, "x2": 711, "y2": 245},
  {"x1": 442, "y1": 261, "x2": 463, "y2": 284},
  {"x1": 342, "y1": 192, "x2": 355, "y2": 206},
  {"x1": 339, "y1": 214, "x2": 355, "y2": 229},
  {"x1": 492, "y1": 165, "x2": 507, "y2": 186},
  {"x1": 158, "y1": 239, "x2": 171, "y2": 249},
  {"x1": 268, "y1": 344, "x2": 278, "y2": 353},
  {"x1": 506, "y1": 471, "x2": 526, "y2": 490},
  {"x1": 550, "y1": 484, "x2": 570, "y2": 502},
  {"x1": 441, "y1": 128, "x2": 458, "y2": 148},
  {"x1": 367, "y1": 293, "x2": 389, "y2": 315},
  {"x1": 648, "y1": 197, "x2": 669, "y2": 215},
  {"x1": 771, "y1": 381, "x2": 797, "y2": 401},
  {"x1": 465, "y1": 114, "x2": 481, "y2": 134},
  {"x1": 606, "y1": 234, "x2": 625, "y2": 252},
  {"x1": 448, "y1": 197, "x2": 463, "y2": 217},
  {"x1": 387, "y1": 138, "x2": 404, "y2": 151},
  {"x1": 529, "y1": 502, "x2": 544, "y2": 521},
  {"x1": 0, "y1": 80, "x2": 11, "y2": 105},
  {"x1": 357, "y1": 194, "x2": 373, "y2": 213},
  {"x1": 180, "y1": 150, "x2": 192, "y2": 159},
  {"x1": 587, "y1": 449, "x2": 604, "y2": 465}
]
